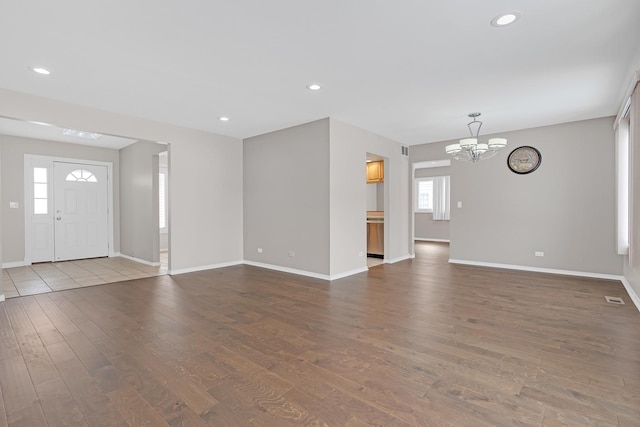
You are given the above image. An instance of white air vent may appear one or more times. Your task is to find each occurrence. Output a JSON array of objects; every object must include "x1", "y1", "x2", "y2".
[
  {"x1": 605, "y1": 296, "x2": 625, "y2": 305},
  {"x1": 401, "y1": 145, "x2": 409, "y2": 156}
]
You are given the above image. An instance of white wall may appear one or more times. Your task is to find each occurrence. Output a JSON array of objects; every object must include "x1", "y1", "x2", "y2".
[
  {"x1": 243, "y1": 119, "x2": 330, "y2": 275},
  {"x1": 329, "y1": 119, "x2": 411, "y2": 276},
  {"x1": 120, "y1": 141, "x2": 166, "y2": 263},
  {"x1": 366, "y1": 183, "x2": 377, "y2": 211},
  {"x1": 412, "y1": 117, "x2": 622, "y2": 275},
  {"x1": 0, "y1": 144, "x2": 3, "y2": 300},
  {"x1": 167, "y1": 132, "x2": 243, "y2": 272},
  {"x1": 0, "y1": 134, "x2": 120, "y2": 264},
  {"x1": 624, "y1": 84, "x2": 640, "y2": 303},
  {"x1": 0, "y1": 88, "x2": 243, "y2": 273}
]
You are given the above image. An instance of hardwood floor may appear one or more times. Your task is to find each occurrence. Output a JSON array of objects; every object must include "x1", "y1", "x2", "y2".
[{"x1": 0, "y1": 241, "x2": 638, "y2": 426}]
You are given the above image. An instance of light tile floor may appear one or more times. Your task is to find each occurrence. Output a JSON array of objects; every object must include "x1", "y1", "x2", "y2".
[
  {"x1": 2, "y1": 253, "x2": 168, "y2": 299},
  {"x1": 367, "y1": 257, "x2": 384, "y2": 268}
]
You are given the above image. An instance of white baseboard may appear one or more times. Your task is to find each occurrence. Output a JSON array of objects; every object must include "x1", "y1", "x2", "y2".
[
  {"x1": 621, "y1": 277, "x2": 640, "y2": 313},
  {"x1": 449, "y1": 258, "x2": 639, "y2": 313},
  {"x1": 243, "y1": 261, "x2": 370, "y2": 281},
  {"x1": 243, "y1": 260, "x2": 331, "y2": 280},
  {"x1": 169, "y1": 259, "x2": 369, "y2": 281},
  {"x1": 384, "y1": 254, "x2": 413, "y2": 264},
  {"x1": 448, "y1": 259, "x2": 623, "y2": 281},
  {"x1": 169, "y1": 260, "x2": 243, "y2": 276},
  {"x1": 118, "y1": 253, "x2": 161, "y2": 267},
  {"x1": 331, "y1": 267, "x2": 369, "y2": 280},
  {"x1": 2, "y1": 261, "x2": 26, "y2": 269},
  {"x1": 415, "y1": 238, "x2": 450, "y2": 243}
]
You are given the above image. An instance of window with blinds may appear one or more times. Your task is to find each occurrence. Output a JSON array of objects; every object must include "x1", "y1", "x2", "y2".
[{"x1": 159, "y1": 170, "x2": 168, "y2": 230}]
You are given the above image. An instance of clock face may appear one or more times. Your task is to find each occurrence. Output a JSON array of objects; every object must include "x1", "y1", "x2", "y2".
[{"x1": 507, "y1": 146, "x2": 541, "y2": 174}]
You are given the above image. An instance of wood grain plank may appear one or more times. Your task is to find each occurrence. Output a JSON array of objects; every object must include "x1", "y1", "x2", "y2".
[
  {"x1": 17, "y1": 297, "x2": 63, "y2": 346},
  {"x1": 108, "y1": 385, "x2": 171, "y2": 427},
  {"x1": 35, "y1": 378, "x2": 89, "y2": 427},
  {"x1": 0, "y1": 385, "x2": 8, "y2": 427},
  {"x1": 62, "y1": 331, "x2": 111, "y2": 375},
  {"x1": 0, "y1": 357, "x2": 39, "y2": 415},
  {"x1": 0, "y1": 242, "x2": 638, "y2": 424},
  {"x1": 98, "y1": 347, "x2": 209, "y2": 427},
  {"x1": 0, "y1": 305, "x2": 20, "y2": 361},
  {"x1": 105, "y1": 331, "x2": 219, "y2": 416},
  {"x1": 34, "y1": 294, "x2": 80, "y2": 336},
  {"x1": 45, "y1": 340, "x2": 127, "y2": 427},
  {"x1": 6, "y1": 404, "x2": 47, "y2": 427}
]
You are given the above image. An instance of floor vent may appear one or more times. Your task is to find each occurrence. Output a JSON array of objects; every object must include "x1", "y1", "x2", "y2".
[{"x1": 605, "y1": 296, "x2": 625, "y2": 305}]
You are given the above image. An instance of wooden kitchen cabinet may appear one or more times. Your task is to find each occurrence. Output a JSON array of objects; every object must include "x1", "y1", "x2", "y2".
[{"x1": 366, "y1": 160, "x2": 384, "y2": 183}]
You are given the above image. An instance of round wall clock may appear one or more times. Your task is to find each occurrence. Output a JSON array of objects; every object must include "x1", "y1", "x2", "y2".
[{"x1": 507, "y1": 146, "x2": 541, "y2": 174}]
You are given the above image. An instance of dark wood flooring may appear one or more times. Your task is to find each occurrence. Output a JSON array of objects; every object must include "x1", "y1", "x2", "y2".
[{"x1": 0, "y1": 242, "x2": 638, "y2": 426}]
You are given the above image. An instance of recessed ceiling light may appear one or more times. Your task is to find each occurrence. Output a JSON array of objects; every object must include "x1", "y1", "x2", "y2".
[
  {"x1": 218, "y1": 116, "x2": 230, "y2": 122},
  {"x1": 30, "y1": 67, "x2": 51, "y2": 75},
  {"x1": 307, "y1": 84, "x2": 321, "y2": 91},
  {"x1": 63, "y1": 128, "x2": 101, "y2": 139},
  {"x1": 491, "y1": 12, "x2": 521, "y2": 27}
]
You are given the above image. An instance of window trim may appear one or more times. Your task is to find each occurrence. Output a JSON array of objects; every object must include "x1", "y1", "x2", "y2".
[{"x1": 415, "y1": 177, "x2": 434, "y2": 213}]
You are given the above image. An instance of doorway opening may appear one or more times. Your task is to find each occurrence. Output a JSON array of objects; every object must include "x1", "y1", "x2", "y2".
[{"x1": 366, "y1": 152, "x2": 387, "y2": 267}]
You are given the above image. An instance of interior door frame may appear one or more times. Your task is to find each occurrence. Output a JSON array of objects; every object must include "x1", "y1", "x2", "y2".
[{"x1": 24, "y1": 154, "x2": 115, "y2": 265}]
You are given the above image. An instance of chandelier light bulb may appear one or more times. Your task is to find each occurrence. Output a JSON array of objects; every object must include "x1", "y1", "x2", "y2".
[{"x1": 446, "y1": 113, "x2": 507, "y2": 163}]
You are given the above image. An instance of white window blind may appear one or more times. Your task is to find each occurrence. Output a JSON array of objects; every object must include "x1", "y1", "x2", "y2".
[
  {"x1": 432, "y1": 176, "x2": 450, "y2": 220},
  {"x1": 159, "y1": 170, "x2": 167, "y2": 230},
  {"x1": 616, "y1": 116, "x2": 630, "y2": 255}
]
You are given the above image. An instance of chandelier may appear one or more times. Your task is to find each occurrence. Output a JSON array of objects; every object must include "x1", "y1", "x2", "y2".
[{"x1": 445, "y1": 113, "x2": 507, "y2": 162}]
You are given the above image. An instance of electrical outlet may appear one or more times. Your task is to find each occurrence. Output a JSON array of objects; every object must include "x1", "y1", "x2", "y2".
[
  {"x1": 457, "y1": 201, "x2": 462, "y2": 208},
  {"x1": 359, "y1": 252, "x2": 364, "y2": 257},
  {"x1": 535, "y1": 251, "x2": 544, "y2": 257},
  {"x1": 288, "y1": 251, "x2": 295, "y2": 257},
  {"x1": 257, "y1": 248, "x2": 263, "y2": 253}
]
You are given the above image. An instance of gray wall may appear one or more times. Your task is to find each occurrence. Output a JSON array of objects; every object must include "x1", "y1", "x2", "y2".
[
  {"x1": 0, "y1": 134, "x2": 120, "y2": 264},
  {"x1": 244, "y1": 118, "x2": 411, "y2": 278},
  {"x1": 120, "y1": 141, "x2": 166, "y2": 263},
  {"x1": 244, "y1": 119, "x2": 330, "y2": 275},
  {"x1": 412, "y1": 117, "x2": 621, "y2": 275},
  {"x1": 414, "y1": 166, "x2": 451, "y2": 241},
  {"x1": 329, "y1": 119, "x2": 410, "y2": 275},
  {"x1": 0, "y1": 88, "x2": 244, "y2": 273}
]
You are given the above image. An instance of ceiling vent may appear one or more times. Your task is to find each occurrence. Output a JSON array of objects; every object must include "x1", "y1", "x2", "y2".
[{"x1": 401, "y1": 145, "x2": 409, "y2": 157}]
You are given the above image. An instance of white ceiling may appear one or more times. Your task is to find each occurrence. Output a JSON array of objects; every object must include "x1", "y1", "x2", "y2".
[
  {"x1": 0, "y1": 116, "x2": 138, "y2": 149},
  {"x1": 1, "y1": 1, "x2": 639, "y2": 146}
]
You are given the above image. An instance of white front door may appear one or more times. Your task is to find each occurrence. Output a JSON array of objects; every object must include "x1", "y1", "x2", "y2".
[{"x1": 53, "y1": 162, "x2": 109, "y2": 261}]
